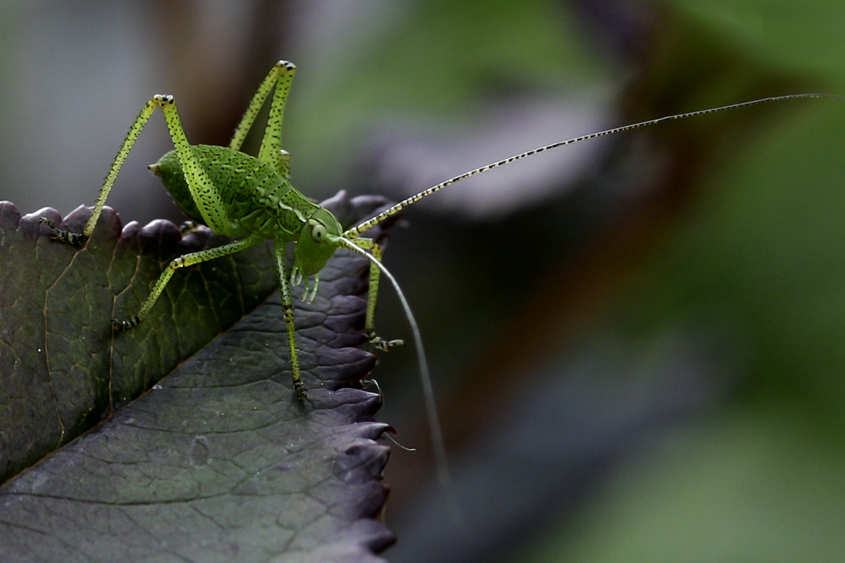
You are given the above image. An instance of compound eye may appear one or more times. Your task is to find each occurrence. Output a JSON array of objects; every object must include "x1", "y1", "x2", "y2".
[{"x1": 311, "y1": 221, "x2": 327, "y2": 242}]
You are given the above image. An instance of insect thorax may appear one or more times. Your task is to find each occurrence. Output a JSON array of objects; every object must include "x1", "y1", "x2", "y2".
[{"x1": 152, "y1": 145, "x2": 321, "y2": 240}]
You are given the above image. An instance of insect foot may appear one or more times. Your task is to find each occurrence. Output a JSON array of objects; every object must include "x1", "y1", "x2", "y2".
[
  {"x1": 294, "y1": 380, "x2": 307, "y2": 401},
  {"x1": 39, "y1": 217, "x2": 86, "y2": 247},
  {"x1": 111, "y1": 317, "x2": 140, "y2": 332}
]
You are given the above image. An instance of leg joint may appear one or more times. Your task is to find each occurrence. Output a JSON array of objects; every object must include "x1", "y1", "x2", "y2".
[
  {"x1": 152, "y1": 94, "x2": 174, "y2": 105},
  {"x1": 168, "y1": 256, "x2": 185, "y2": 271}
]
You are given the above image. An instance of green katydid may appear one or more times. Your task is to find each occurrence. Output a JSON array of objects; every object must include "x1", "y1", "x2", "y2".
[
  {"x1": 41, "y1": 60, "x2": 838, "y2": 486},
  {"x1": 40, "y1": 61, "x2": 406, "y2": 402}
]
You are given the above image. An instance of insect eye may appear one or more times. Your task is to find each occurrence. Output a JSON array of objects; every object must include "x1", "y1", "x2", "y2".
[{"x1": 311, "y1": 222, "x2": 327, "y2": 242}]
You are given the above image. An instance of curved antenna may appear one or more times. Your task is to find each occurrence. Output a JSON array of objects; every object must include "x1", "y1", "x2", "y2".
[
  {"x1": 337, "y1": 238, "x2": 452, "y2": 491},
  {"x1": 344, "y1": 93, "x2": 842, "y2": 239}
]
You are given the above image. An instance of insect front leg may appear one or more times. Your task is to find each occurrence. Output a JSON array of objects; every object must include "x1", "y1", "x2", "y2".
[
  {"x1": 350, "y1": 237, "x2": 404, "y2": 351},
  {"x1": 113, "y1": 234, "x2": 263, "y2": 331},
  {"x1": 274, "y1": 245, "x2": 306, "y2": 400}
]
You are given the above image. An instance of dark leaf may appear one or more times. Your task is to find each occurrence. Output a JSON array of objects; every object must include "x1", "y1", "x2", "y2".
[{"x1": 0, "y1": 192, "x2": 397, "y2": 561}]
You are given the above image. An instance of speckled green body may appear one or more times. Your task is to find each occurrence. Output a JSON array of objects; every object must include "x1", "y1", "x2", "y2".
[{"x1": 154, "y1": 145, "x2": 321, "y2": 242}]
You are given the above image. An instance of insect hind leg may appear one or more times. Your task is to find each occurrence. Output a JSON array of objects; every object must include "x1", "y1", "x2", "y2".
[{"x1": 229, "y1": 60, "x2": 296, "y2": 179}]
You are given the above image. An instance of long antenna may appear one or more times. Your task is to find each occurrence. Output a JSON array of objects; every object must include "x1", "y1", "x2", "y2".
[
  {"x1": 338, "y1": 238, "x2": 452, "y2": 492},
  {"x1": 344, "y1": 93, "x2": 841, "y2": 239}
]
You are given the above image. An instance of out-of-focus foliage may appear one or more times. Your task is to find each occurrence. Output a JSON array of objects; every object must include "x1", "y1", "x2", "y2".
[
  {"x1": 502, "y1": 2, "x2": 845, "y2": 562},
  {"x1": 1, "y1": 1, "x2": 844, "y2": 562}
]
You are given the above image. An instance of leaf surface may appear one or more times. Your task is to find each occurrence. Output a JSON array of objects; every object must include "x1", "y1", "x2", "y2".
[{"x1": 0, "y1": 193, "x2": 396, "y2": 562}]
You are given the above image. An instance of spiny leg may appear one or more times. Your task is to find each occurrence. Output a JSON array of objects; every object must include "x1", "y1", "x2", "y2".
[
  {"x1": 114, "y1": 233, "x2": 263, "y2": 331},
  {"x1": 229, "y1": 60, "x2": 296, "y2": 179},
  {"x1": 155, "y1": 95, "x2": 232, "y2": 235},
  {"x1": 350, "y1": 237, "x2": 404, "y2": 351},
  {"x1": 274, "y1": 245, "x2": 306, "y2": 400},
  {"x1": 42, "y1": 97, "x2": 164, "y2": 244},
  {"x1": 45, "y1": 94, "x2": 230, "y2": 244},
  {"x1": 82, "y1": 99, "x2": 161, "y2": 238}
]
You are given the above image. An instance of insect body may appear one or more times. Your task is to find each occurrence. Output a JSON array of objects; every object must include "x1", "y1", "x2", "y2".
[
  {"x1": 42, "y1": 60, "x2": 837, "y2": 451},
  {"x1": 42, "y1": 61, "x2": 402, "y2": 401}
]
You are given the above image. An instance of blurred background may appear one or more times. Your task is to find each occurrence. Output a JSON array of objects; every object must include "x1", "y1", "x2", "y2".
[{"x1": 2, "y1": 0, "x2": 845, "y2": 561}]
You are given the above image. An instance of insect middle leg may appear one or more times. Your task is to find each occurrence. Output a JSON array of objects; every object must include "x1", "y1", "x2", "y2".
[
  {"x1": 113, "y1": 233, "x2": 264, "y2": 331},
  {"x1": 273, "y1": 245, "x2": 306, "y2": 400}
]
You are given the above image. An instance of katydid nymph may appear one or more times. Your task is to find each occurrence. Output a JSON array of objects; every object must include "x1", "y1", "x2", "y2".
[{"x1": 41, "y1": 60, "x2": 837, "y2": 487}]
